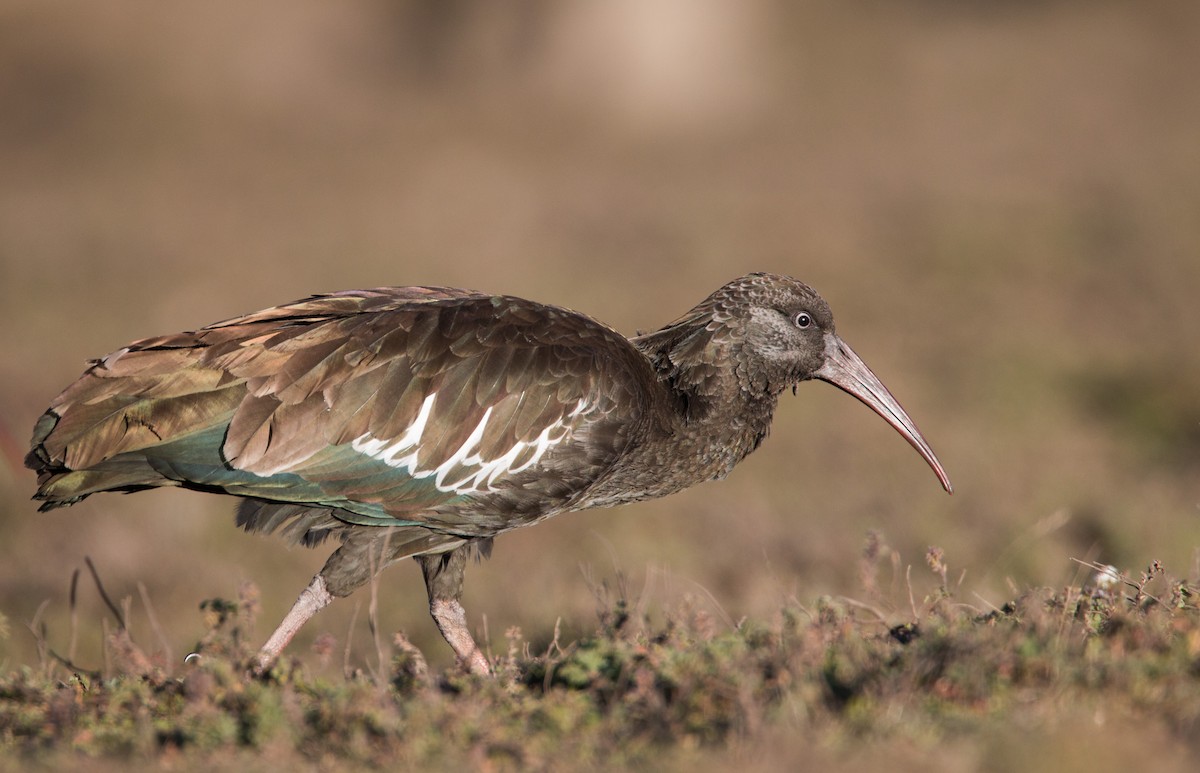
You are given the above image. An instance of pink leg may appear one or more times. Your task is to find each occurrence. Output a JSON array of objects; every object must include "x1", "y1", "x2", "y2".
[
  {"x1": 430, "y1": 597, "x2": 490, "y2": 675},
  {"x1": 253, "y1": 575, "x2": 333, "y2": 673},
  {"x1": 418, "y1": 548, "x2": 491, "y2": 675}
]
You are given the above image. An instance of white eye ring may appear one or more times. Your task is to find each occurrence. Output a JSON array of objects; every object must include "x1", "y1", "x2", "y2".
[{"x1": 793, "y1": 311, "x2": 813, "y2": 329}]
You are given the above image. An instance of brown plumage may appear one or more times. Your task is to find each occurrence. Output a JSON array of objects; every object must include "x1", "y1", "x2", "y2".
[{"x1": 27, "y1": 273, "x2": 951, "y2": 674}]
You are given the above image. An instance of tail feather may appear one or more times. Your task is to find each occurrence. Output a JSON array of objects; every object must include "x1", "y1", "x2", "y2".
[
  {"x1": 33, "y1": 463, "x2": 174, "y2": 511},
  {"x1": 26, "y1": 346, "x2": 244, "y2": 509},
  {"x1": 33, "y1": 387, "x2": 242, "y2": 473},
  {"x1": 27, "y1": 409, "x2": 166, "y2": 510}
]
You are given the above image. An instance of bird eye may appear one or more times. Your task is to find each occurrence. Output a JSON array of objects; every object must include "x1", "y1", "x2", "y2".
[{"x1": 793, "y1": 312, "x2": 813, "y2": 329}]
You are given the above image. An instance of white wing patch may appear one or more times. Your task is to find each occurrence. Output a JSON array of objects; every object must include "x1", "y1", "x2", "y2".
[
  {"x1": 350, "y1": 392, "x2": 436, "y2": 472},
  {"x1": 351, "y1": 393, "x2": 590, "y2": 494}
]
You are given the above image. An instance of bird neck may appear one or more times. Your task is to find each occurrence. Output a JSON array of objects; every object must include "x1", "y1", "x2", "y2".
[
  {"x1": 632, "y1": 311, "x2": 784, "y2": 422},
  {"x1": 623, "y1": 319, "x2": 785, "y2": 490}
]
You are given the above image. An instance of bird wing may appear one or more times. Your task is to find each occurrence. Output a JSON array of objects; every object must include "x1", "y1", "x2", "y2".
[{"x1": 30, "y1": 288, "x2": 650, "y2": 532}]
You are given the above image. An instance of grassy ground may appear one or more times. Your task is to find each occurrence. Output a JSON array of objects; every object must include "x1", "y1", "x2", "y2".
[
  {"x1": 2, "y1": 1, "x2": 1199, "y2": 769},
  {"x1": 3, "y1": 545, "x2": 1200, "y2": 771}
]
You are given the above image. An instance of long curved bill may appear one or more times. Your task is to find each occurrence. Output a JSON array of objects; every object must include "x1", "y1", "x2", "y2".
[{"x1": 814, "y1": 334, "x2": 953, "y2": 493}]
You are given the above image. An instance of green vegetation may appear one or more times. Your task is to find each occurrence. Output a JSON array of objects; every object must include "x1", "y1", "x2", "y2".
[{"x1": 4, "y1": 546, "x2": 1199, "y2": 771}]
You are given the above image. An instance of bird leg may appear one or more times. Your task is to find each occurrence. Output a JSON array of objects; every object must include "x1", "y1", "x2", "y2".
[
  {"x1": 252, "y1": 529, "x2": 384, "y2": 673},
  {"x1": 253, "y1": 529, "x2": 474, "y2": 674},
  {"x1": 253, "y1": 574, "x2": 333, "y2": 673},
  {"x1": 417, "y1": 547, "x2": 490, "y2": 675}
]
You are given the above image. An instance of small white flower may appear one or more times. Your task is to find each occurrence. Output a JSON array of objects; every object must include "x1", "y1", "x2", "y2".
[{"x1": 1094, "y1": 564, "x2": 1121, "y2": 589}]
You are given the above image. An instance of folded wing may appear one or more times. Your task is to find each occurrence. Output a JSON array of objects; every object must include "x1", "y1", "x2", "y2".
[{"x1": 28, "y1": 288, "x2": 651, "y2": 537}]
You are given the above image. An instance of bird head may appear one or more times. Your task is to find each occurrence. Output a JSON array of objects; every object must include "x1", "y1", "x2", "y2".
[{"x1": 691, "y1": 273, "x2": 954, "y2": 493}]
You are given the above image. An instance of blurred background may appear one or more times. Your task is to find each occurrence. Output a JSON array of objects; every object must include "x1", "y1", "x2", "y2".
[{"x1": 1, "y1": 0, "x2": 1197, "y2": 672}]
